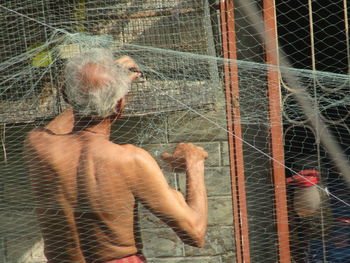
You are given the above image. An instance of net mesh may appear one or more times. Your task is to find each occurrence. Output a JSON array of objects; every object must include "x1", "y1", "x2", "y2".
[{"x1": 0, "y1": 0, "x2": 349, "y2": 262}]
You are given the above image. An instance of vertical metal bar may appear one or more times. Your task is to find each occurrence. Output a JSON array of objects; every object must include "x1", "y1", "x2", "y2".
[
  {"x1": 343, "y1": 0, "x2": 350, "y2": 75},
  {"x1": 262, "y1": 1, "x2": 291, "y2": 262},
  {"x1": 307, "y1": 1, "x2": 328, "y2": 259},
  {"x1": 220, "y1": 2, "x2": 243, "y2": 262},
  {"x1": 308, "y1": 0, "x2": 316, "y2": 71},
  {"x1": 225, "y1": 2, "x2": 251, "y2": 262},
  {"x1": 220, "y1": 1, "x2": 251, "y2": 262}
]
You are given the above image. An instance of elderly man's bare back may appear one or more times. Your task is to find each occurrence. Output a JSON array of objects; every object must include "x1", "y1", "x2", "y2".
[
  {"x1": 25, "y1": 51, "x2": 208, "y2": 263},
  {"x1": 26, "y1": 129, "x2": 142, "y2": 262},
  {"x1": 26, "y1": 117, "x2": 207, "y2": 263}
]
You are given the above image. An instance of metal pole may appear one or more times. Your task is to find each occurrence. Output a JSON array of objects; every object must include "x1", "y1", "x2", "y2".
[
  {"x1": 263, "y1": 0, "x2": 291, "y2": 262},
  {"x1": 220, "y1": 1, "x2": 251, "y2": 262}
]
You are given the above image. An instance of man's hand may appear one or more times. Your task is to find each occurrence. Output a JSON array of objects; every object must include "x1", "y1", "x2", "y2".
[
  {"x1": 161, "y1": 143, "x2": 208, "y2": 173},
  {"x1": 115, "y1": 56, "x2": 141, "y2": 82}
]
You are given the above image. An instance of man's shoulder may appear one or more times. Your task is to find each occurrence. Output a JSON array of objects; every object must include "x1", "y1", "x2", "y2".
[
  {"x1": 25, "y1": 128, "x2": 52, "y2": 147},
  {"x1": 24, "y1": 128, "x2": 59, "y2": 162},
  {"x1": 26, "y1": 127, "x2": 70, "y2": 143},
  {"x1": 109, "y1": 143, "x2": 146, "y2": 156},
  {"x1": 108, "y1": 143, "x2": 153, "y2": 162},
  {"x1": 25, "y1": 128, "x2": 75, "y2": 156}
]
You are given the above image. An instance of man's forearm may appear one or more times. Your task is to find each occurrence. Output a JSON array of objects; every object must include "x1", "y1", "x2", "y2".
[
  {"x1": 186, "y1": 160, "x2": 208, "y2": 232},
  {"x1": 44, "y1": 108, "x2": 74, "y2": 134}
]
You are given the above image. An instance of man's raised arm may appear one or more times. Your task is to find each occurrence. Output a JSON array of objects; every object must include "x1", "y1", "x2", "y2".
[{"x1": 129, "y1": 143, "x2": 208, "y2": 247}]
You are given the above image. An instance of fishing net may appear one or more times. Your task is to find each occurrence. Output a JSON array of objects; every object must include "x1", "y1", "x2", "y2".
[{"x1": 0, "y1": 0, "x2": 349, "y2": 262}]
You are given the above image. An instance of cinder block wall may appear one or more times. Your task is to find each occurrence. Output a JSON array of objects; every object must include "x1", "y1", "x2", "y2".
[{"x1": 0, "y1": 92, "x2": 236, "y2": 262}]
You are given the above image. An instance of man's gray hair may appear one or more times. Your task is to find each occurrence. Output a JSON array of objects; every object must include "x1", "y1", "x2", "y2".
[{"x1": 64, "y1": 48, "x2": 131, "y2": 118}]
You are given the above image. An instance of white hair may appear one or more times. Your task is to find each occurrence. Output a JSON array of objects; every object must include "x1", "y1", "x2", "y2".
[{"x1": 64, "y1": 48, "x2": 131, "y2": 118}]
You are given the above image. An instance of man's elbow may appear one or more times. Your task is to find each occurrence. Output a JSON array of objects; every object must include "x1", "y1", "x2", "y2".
[
  {"x1": 169, "y1": 218, "x2": 207, "y2": 247},
  {"x1": 185, "y1": 210, "x2": 208, "y2": 247},
  {"x1": 184, "y1": 230, "x2": 206, "y2": 247},
  {"x1": 181, "y1": 223, "x2": 207, "y2": 248},
  {"x1": 192, "y1": 225, "x2": 207, "y2": 247},
  {"x1": 196, "y1": 239, "x2": 206, "y2": 248}
]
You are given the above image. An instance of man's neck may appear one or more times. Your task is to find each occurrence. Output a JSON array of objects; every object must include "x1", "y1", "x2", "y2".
[{"x1": 73, "y1": 115, "x2": 114, "y2": 139}]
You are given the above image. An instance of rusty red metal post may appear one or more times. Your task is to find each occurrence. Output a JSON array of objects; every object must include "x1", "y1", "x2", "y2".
[
  {"x1": 220, "y1": 1, "x2": 251, "y2": 262},
  {"x1": 263, "y1": 0, "x2": 292, "y2": 262}
]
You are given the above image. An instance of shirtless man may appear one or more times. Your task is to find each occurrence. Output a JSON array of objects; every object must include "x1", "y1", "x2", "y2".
[{"x1": 24, "y1": 49, "x2": 208, "y2": 263}]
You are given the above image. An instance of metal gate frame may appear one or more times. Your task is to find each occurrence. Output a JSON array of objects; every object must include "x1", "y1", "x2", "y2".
[{"x1": 220, "y1": 1, "x2": 291, "y2": 262}]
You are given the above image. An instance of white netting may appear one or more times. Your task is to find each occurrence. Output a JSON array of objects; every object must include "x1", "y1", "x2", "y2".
[{"x1": 0, "y1": 0, "x2": 349, "y2": 262}]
